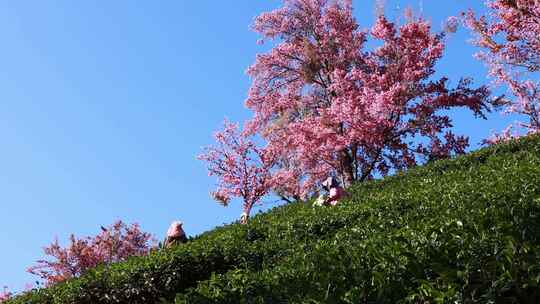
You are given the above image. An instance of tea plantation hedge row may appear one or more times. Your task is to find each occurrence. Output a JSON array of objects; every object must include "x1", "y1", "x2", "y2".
[{"x1": 7, "y1": 135, "x2": 540, "y2": 303}]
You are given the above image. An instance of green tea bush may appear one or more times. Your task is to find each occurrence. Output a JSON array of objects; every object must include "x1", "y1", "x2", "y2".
[{"x1": 7, "y1": 135, "x2": 540, "y2": 303}]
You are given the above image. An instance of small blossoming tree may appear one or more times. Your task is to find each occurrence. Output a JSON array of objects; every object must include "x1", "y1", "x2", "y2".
[
  {"x1": 27, "y1": 220, "x2": 155, "y2": 285},
  {"x1": 464, "y1": 0, "x2": 540, "y2": 143},
  {"x1": 0, "y1": 287, "x2": 12, "y2": 303},
  {"x1": 198, "y1": 120, "x2": 274, "y2": 223}
]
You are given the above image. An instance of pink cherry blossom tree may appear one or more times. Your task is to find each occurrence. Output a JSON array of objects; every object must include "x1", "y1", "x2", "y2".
[
  {"x1": 464, "y1": 0, "x2": 540, "y2": 143},
  {"x1": 27, "y1": 220, "x2": 155, "y2": 285},
  {"x1": 244, "y1": 0, "x2": 491, "y2": 195},
  {"x1": 198, "y1": 120, "x2": 274, "y2": 223},
  {"x1": 0, "y1": 287, "x2": 12, "y2": 303}
]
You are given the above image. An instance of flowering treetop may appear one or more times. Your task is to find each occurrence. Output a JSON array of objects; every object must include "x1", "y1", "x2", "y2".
[
  {"x1": 464, "y1": 0, "x2": 540, "y2": 142},
  {"x1": 244, "y1": 0, "x2": 491, "y2": 196},
  {"x1": 198, "y1": 120, "x2": 274, "y2": 222},
  {"x1": 27, "y1": 220, "x2": 155, "y2": 285},
  {"x1": 0, "y1": 287, "x2": 12, "y2": 303}
]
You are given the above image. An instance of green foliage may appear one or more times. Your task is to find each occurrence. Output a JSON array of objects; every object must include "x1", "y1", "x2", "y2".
[{"x1": 8, "y1": 135, "x2": 540, "y2": 303}]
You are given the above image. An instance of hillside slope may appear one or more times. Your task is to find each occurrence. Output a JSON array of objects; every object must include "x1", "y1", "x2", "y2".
[{"x1": 8, "y1": 136, "x2": 540, "y2": 303}]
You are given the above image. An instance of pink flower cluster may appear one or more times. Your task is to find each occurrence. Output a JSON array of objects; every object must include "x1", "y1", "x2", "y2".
[
  {"x1": 27, "y1": 220, "x2": 155, "y2": 285},
  {"x1": 200, "y1": 0, "x2": 494, "y2": 220},
  {"x1": 244, "y1": 0, "x2": 491, "y2": 194},
  {"x1": 464, "y1": 0, "x2": 540, "y2": 142},
  {"x1": 0, "y1": 287, "x2": 12, "y2": 303},
  {"x1": 198, "y1": 120, "x2": 274, "y2": 222}
]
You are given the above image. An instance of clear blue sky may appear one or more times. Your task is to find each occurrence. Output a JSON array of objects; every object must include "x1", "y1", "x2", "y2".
[{"x1": 0, "y1": 0, "x2": 517, "y2": 292}]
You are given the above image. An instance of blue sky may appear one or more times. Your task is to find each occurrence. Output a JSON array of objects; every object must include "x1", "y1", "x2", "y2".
[{"x1": 0, "y1": 0, "x2": 517, "y2": 292}]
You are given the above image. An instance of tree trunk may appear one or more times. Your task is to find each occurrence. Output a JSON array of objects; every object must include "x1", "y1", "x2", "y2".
[
  {"x1": 240, "y1": 203, "x2": 253, "y2": 224},
  {"x1": 339, "y1": 149, "x2": 355, "y2": 187}
]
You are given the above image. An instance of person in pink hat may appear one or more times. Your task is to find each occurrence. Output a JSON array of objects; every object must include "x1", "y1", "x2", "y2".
[{"x1": 164, "y1": 221, "x2": 188, "y2": 248}]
